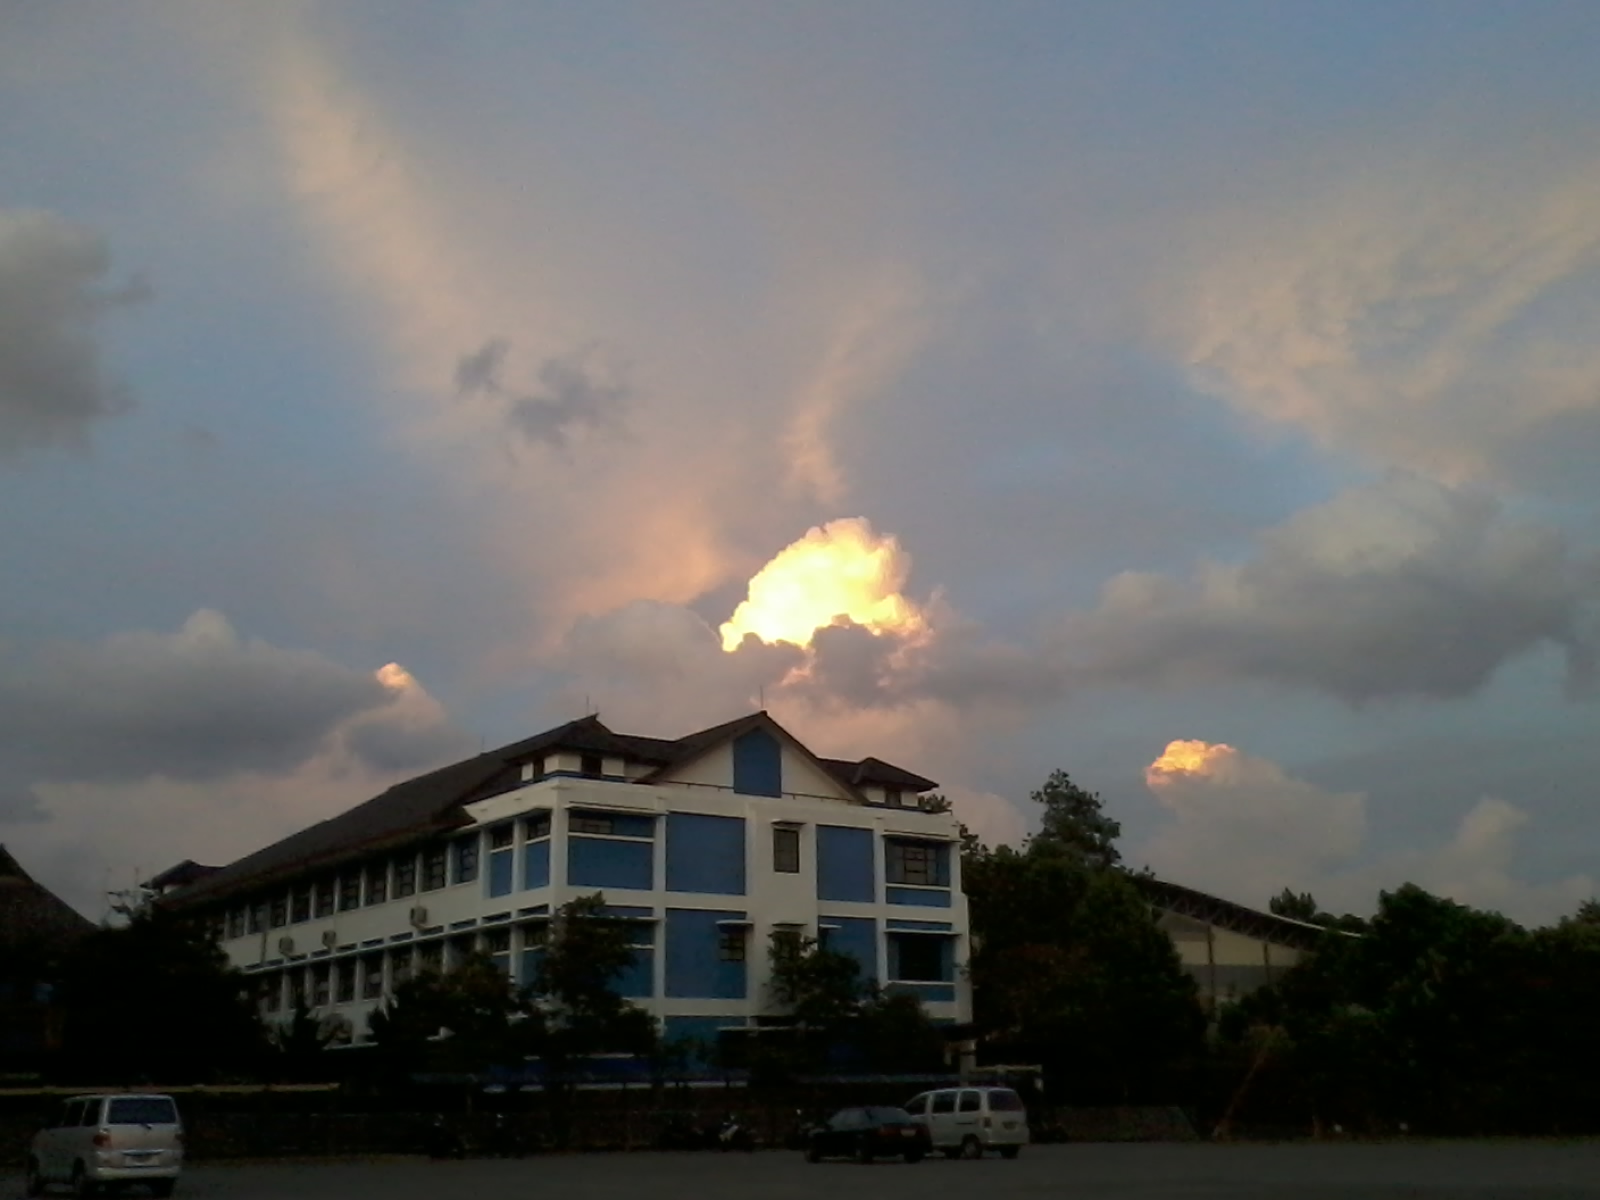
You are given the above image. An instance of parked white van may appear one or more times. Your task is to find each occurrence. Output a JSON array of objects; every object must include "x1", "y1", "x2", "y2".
[
  {"x1": 903, "y1": 1086, "x2": 1029, "y2": 1159},
  {"x1": 25, "y1": 1093, "x2": 183, "y2": 1197}
]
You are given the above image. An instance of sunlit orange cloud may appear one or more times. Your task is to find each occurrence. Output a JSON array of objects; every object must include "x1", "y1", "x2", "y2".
[
  {"x1": 719, "y1": 517, "x2": 927, "y2": 651},
  {"x1": 1146, "y1": 738, "x2": 1238, "y2": 784}
]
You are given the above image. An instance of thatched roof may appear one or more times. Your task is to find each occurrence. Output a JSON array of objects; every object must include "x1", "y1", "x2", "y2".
[{"x1": 0, "y1": 844, "x2": 96, "y2": 956}]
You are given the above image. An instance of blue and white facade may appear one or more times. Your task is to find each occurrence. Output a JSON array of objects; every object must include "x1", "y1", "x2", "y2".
[{"x1": 192, "y1": 715, "x2": 970, "y2": 1046}]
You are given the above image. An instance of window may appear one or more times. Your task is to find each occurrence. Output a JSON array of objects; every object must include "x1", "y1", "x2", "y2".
[
  {"x1": 718, "y1": 929, "x2": 747, "y2": 963},
  {"x1": 486, "y1": 927, "x2": 512, "y2": 975},
  {"x1": 365, "y1": 862, "x2": 389, "y2": 906},
  {"x1": 288, "y1": 970, "x2": 307, "y2": 1006},
  {"x1": 886, "y1": 839, "x2": 949, "y2": 887},
  {"x1": 905, "y1": 1094, "x2": 929, "y2": 1116},
  {"x1": 313, "y1": 877, "x2": 335, "y2": 918},
  {"x1": 227, "y1": 908, "x2": 246, "y2": 940},
  {"x1": 311, "y1": 964, "x2": 331, "y2": 1007},
  {"x1": 988, "y1": 1090, "x2": 1025, "y2": 1112},
  {"x1": 422, "y1": 844, "x2": 448, "y2": 892},
  {"x1": 107, "y1": 1098, "x2": 176, "y2": 1126},
  {"x1": 248, "y1": 903, "x2": 267, "y2": 934},
  {"x1": 772, "y1": 826, "x2": 801, "y2": 873},
  {"x1": 270, "y1": 895, "x2": 288, "y2": 928},
  {"x1": 362, "y1": 956, "x2": 384, "y2": 1000},
  {"x1": 930, "y1": 1092, "x2": 956, "y2": 1115},
  {"x1": 339, "y1": 873, "x2": 361, "y2": 911},
  {"x1": 448, "y1": 934, "x2": 476, "y2": 969},
  {"x1": 419, "y1": 941, "x2": 444, "y2": 974},
  {"x1": 262, "y1": 975, "x2": 282, "y2": 1013},
  {"x1": 391, "y1": 948, "x2": 413, "y2": 987},
  {"x1": 291, "y1": 888, "x2": 312, "y2": 924},
  {"x1": 884, "y1": 788, "x2": 903, "y2": 807},
  {"x1": 569, "y1": 813, "x2": 614, "y2": 836},
  {"x1": 524, "y1": 811, "x2": 552, "y2": 840},
  {"x1": 488, "y1": 824, "x2": 515, "y2": 898},
  {"x1": 80, "y1": 1100, "x2": 102, "y2": 1127},
  {"x1": 893, "y1": 934, "x2": 947, "y2": 982},
  {"x1": 453, "y1": 835, "x2": 480, "y2": 885},
  {"x1": 394, "y1": 856, "x2": 417, "y2": 898},
  {"x1": 580, "y1": 753, "x2": 603, "y2": 777},
  {"x1": 958, "y1": 1091, "x2": 981, "y2": 1113},
  {"x1": 335, "y1": 960, "x2": 356, "y2": 1004}
]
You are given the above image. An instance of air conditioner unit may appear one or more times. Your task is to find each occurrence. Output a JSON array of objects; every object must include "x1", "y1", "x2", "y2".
[
  {"x1": 409, "y1": 905, "x2": 429, "y2": 928},
  {"x1": 277, "y1": 936, "x2": 295, "y2": 956},
  {"x1": 321, "y1": 929, "x2": 338, "y2": 949}
]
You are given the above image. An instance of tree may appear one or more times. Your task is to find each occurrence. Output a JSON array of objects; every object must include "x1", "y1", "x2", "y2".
[
  {"x1": 367, "y1": 952, "x2": 534, "y2": 1077},
  {"x1": 766, "y1": 931, "x2": 864, "y2": 1030},
  {"x1": 1027, "y1": 769, "x2": 1122, "y2": 871},
  {"x1": 531, "y1": 894, "x2": 656, "y2": 1057},
  {"x1": 272, "y1": 1000, "x2": 350, "y2": 1082},
  {"x1": 55, "y1": 904, "x2": 268, "y2": 1083},
  {"x1": 1269, "y1": 889, "x2": 1320, "y2": 922}
]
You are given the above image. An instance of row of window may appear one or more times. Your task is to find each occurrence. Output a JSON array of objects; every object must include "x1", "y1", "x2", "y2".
[
  {"x1": 220, "y1": 813, "x2": 555, "y2": 941},
  {"x1": 219, "y1": 818, "x2": 949, "y2": 942}
]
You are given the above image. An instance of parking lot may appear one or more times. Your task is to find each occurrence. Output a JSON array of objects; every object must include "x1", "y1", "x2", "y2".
[{"x1": 8, "y1": 1141, "x2": 1600, "y2": 1200}]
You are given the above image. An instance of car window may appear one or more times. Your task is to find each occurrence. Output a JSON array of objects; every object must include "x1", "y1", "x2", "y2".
[
  {"x1": 864, "y1": 1108, "x2": 911, "y2": 1124},
  {"x1": 930, "y1": 1091, "x2": 956, "y2": 1114},
  {"x1": 81, "y1": 1099, "x2": 102, "y2": 1127},
  {"x1": 988, "y1": 1089, "x2": 1025, "y2": 1112},
  {"x1": 904, "y1": 1094, "x2": 928, "y2": 1115},
  {"x1": 55, "y1": 1100, "x2": 81, "y2": 1129},
  {"x1": 107, "y1": 1097, "x2": 177, "y2": 1126},
  {"x1": 958, "y1": 1090, "x2": 981, "y2": 1113},
  {"x1": 830, "y1": 1109, "x2": 864, "y2": 1131}
]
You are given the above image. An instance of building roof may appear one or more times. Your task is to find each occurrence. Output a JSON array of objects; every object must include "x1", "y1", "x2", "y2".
[
  {"x1": 161, "y1": 712, "x2": 937, "y2": 912},
  {"x1": 0, "y1": 844, "x2": 96, "y2": 955},
  {"x1": 1133, "y1": 873, "x2": 1346, "y2": 950}
]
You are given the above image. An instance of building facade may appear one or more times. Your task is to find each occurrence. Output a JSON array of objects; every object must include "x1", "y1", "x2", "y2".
[{"x1": 164, "y1": 713, "x2": 969, "y2": 1050}]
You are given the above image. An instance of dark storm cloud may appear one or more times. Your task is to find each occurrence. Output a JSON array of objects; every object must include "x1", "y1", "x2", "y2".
[
  {"x1": 1066, "y1": 474, "x2": 1599, "y2": 704},
  {"x1": 455, "y1": 338, "x2": 628, "y2": 450},
  {"x1": 0, "y1": 209, "x2": 144, "y2": 457},
  {"x1": 0, "y1": 611, "x2": 457, "y2": 817}
]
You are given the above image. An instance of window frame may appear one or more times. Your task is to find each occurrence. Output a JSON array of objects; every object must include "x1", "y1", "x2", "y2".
[
  {"x1": 364, "y1": 862, "x2": 389, "y2": 906},
  {"x1": 313, "y1": 877, "x2": 336, "y2": 919},
  {"x1": 717, "y1": 929, "x2": 747, "y2": 963},
  {"x1": 422, "y1": 844, "x2": 449, "y2": 892},
  {"x1": 453, "y1": 834, "x2": 481, "y2": 885},
  {"x1": 772, "y1": 825, "x2": 801, "y2": 873},
  {"x1": 393, "y1": 855, "x2": 418, "y2": 899},
  {"x1": 885, "y1": 838, "x2": 949, "y2": 887},
  {"x1": 338, "y1": 873, "x2": 362, "y2": 912}
]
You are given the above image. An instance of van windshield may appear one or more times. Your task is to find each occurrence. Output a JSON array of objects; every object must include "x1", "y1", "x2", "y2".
[
  {"x1": 107, "y1": 1098, "x2": 177, "y2": 1126},
  {"x1": 987, "y1": 1090, "x2": 1025, "y2": 1112}
]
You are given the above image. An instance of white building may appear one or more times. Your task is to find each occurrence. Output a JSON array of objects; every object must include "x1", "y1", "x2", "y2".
[{"x1": 164, "y1": 712, "x2": 969, "y2": 1051}]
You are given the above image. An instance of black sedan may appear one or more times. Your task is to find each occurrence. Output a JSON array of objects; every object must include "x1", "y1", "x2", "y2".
[{"x1": 804, "y1": 1107, "x2": 931, "y2": 1164}]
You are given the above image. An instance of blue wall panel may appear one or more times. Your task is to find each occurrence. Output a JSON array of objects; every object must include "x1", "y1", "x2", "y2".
[
  {"x1": 664, "y1": 908, "x2": 748, "y2": 999},
  {"x1": 487, "y1": 850, "x2": 514, "y2": 898},
  {"x1": 821, "y1": 915, "x2": 878, "y2": 984},
  {"x1": 732, "y1": 729, "x2": 783, "y2": 797},
  {"x1": 886, "y1": 886, "x2": 951, "y2": 908},
  {"x1": 887, "y1": 982, "x2": 956, "y2": 1003},
  {"x1": 568, "y1": 837, "x2": 653, "y2": 891},
  {"x1": 522, "y1": 840, "x2": 550, "y2": 890},
  {"x1": 817, "y1": 826, "x2": 876, "y2": 902},
  {"x1": 665, "y1": 813, "x2": 747, "y2": 895},
  {"x1": 661, "y1": 1015, "x2": 730, "y2": 1064},
  {"x1": 615, "y1": 948, "x2": 654, "y2": 998}
]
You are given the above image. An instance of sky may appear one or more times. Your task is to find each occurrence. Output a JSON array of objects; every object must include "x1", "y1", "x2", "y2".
[{"x1": 3, "y1": 0, "x2": 1599, "y2": 924}]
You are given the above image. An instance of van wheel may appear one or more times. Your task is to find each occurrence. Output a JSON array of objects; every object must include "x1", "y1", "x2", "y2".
[
  {"x1": 998, "y1": 1145, "x2": 1021, "y2": 1160},
  {"x1": 855, "y1": 1136, "x2": 874, "y2": 1164},
  {"x1": 959, "y1": 1136, "x2": 982, "y2": 1160},
  {"x1": 71, "y1": 1162, "x2": 97, "y2": 1197},
  {"x1": 24, "y1": 1158, "x2": 45, "y2": 1197}
]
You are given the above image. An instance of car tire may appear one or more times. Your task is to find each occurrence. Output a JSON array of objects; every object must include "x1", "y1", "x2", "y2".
[
  {"x1": 904, "y1": 1150, "x2": 924, "y2": 1164},
  {"x1": 855, "y1": 1137, "x2": 873, "y2": 1164},
  {"x1": 998, "y1": 1145, "x2": 1021, "y2": 1160},
  {"x1": 805, "y1": 1141, "x2": 823, "y2": 1164},
  {"x1": 24, "y1": 1158, "x2": 45, "y2": 1197},
  {"x1": 959, "y1": 1136, "x2": 982, "y2": 1160},
  {"x1": 71, "y1": 1162, "x2": 97, "y2": 1197}
]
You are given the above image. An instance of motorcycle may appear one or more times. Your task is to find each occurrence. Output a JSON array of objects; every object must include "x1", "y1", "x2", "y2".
[
  {"x1": 424, "y1": 1115, "x2": 467, "y2": 1160},
  {"x1": 716, "y1": 1114, "x2": 755, "y2": 1152}
]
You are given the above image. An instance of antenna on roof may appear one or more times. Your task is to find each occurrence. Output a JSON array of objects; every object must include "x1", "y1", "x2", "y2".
[{"x1": 758, "y1": 686, "x2": 765, "y2": 710}]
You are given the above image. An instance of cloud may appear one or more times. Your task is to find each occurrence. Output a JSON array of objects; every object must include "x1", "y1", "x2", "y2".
[
  {"x1": 0, "y1": 610, "x2": 467, "y2": 817},
  {"x1": 1139, "y1": 739, "x2": 1594, "y2": 926},
  {"x1": 0, "y1": 208, "x2": 143, "y2": 457},
  {"x1": 1067, "y1": 473, "x2": 1599, "y2": 703},
  {"x1": 1162, "y1": 156, "x2": 1600, "y2": 489},
  {"x1": 455, "y1": 338, "x2": 629, "y2": 450}
]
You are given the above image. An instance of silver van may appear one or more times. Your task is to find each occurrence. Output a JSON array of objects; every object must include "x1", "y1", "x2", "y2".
[
  {"x1": 904, "y1": 1086, "x2": 1029, "y2": 1158},
  {"x1": 26, "y1": 1093, "x2": 183, "y2": 1197}
]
